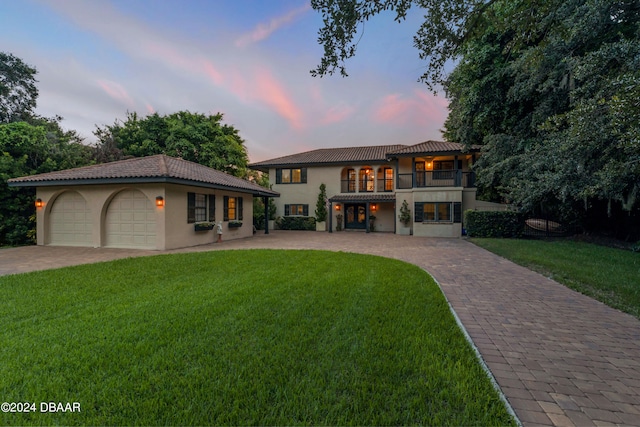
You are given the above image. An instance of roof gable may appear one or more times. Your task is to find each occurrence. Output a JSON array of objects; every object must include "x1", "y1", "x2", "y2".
[{"x1": 8, "y1": 155, "x2": 278, "y2": 197}]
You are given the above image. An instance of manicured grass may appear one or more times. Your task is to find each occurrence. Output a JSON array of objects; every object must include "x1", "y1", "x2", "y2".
[
  {"x1": 0, "y1": 250, "x2": 514, "y2": 426},
  {"x1": 471, "y1": 238, "x2": 640, "y2": 318}
]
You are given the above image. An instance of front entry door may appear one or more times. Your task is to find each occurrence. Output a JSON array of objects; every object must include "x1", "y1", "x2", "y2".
[{"x1": 345, "y1": 203, "x2": 367, "y2": 229}]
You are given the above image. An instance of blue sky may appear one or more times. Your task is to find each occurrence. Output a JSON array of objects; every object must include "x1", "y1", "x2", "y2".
[{"x1": 1, "y1": 0, "x2": 449, "y2": 162}]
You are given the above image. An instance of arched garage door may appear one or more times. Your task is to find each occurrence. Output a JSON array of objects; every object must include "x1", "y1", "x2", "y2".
[
  {"x1": 49, "y1": 191, "x2": 92, "y2": 246},
  {"x1": 105, "y1": 190, "x2": 156, "y2": 249}
]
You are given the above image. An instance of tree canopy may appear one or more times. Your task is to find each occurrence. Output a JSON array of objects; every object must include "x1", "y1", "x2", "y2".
[
  {"x1": 94, "y1": 111, "x2": 250, "y2": 177},
  {"x1": 0, "y1": 52, "x2": 38, "y2": 123},
  {"x1": 312, "y1": 0, "x2": 640, "y2": 237}
]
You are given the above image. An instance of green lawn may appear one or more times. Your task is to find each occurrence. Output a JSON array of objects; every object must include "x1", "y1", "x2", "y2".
[
  {"x1": 471, "y1": 238, "x2": 640, "y2": 319},
  {"x1": 0, "y1": 250, "x2": 514, "y2": 426}
]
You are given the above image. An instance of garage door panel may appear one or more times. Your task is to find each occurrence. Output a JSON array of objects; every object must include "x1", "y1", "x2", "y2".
[
  {"x1": 49, "y1": 192, "x2": 92, "y2": 246},
  {"x1": 105, "y1": 190, "x2": 156, "y2": 249}
]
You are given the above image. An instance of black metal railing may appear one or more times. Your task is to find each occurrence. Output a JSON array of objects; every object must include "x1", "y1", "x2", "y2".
[
  {"x1": 397, "y1": 171, "x2": 476, "y2": 189},
  {"x1": 377, "y1": 178, "x2": 394, "y2": 192},
  {"x1": 341, "y1": 179, "x2": 356, "y2": 193}
]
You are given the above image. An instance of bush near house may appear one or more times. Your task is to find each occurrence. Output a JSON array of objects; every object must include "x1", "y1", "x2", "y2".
[
  {"x1": 465, "y1": 210, "x2": 522, "y2": 238},
  {"x1": 276, "y1": 216, "x2": 316, "y2": 230}
]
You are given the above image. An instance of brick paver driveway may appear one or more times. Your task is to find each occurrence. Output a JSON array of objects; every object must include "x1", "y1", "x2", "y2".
[{"x1": 2, "y1": 231, "x2": 639, "y2": 426}]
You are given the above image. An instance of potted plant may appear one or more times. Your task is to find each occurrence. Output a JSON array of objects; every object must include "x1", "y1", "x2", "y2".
[
  {"x1": 194, "y1": 222, "x2": 214, "y2": 232},
  {"x1": 315, "y1": 183, "x2": 328, "y2": 231},
  {"x1": 229, "y1": 220, "x2": 243, "y2": 228},
  {"x1": 369, "y1": 214, "x2": 376, "y2": 232},
  {"x1": 335, "y1": 213, "x2": 343, "y2": 231},
  {"x1": 398, "y1": 200, "x2": 412, "y2": 235}
]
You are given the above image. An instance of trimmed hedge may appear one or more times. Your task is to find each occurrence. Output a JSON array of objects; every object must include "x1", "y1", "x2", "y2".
[
  {"x1": 465, "y1": 210, "x2": 523, "y2": 238},
  {"x1": 276, "y1": 216, "x2": 316, "y2": 231}
]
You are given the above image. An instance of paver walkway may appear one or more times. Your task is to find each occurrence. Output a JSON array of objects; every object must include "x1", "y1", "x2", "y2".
[{"x1": 1, "y1": 231, "x2": 639, "y2": 426}]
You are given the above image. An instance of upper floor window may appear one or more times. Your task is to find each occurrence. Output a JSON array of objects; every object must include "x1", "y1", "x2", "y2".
[
  {"x1": 383, "y1": 167, "x2": 394, "y2": 191},
  {"x1": 344, "y1": 168, "x2": 356, "y2": 193},
  {"x1": 276, "y1": 168, "x2": 307, "y2": 184},
  {"x1": 187, "y1": 193, "x2": 215, "y2": 223},
  {"x1": 359, "y1": 168, "x2": 374, "y2": 192}
]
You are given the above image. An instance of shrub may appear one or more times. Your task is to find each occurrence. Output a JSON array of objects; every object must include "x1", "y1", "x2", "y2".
[
  {"x1": 276, "y1": 216, "x2": 316, "y2": 231},
  {"x1": 465, "y1": 210, "x2": 523, "y2": 238},
  {"x1": 315, "y1": 183, "x2": 328, "y2": 222}
]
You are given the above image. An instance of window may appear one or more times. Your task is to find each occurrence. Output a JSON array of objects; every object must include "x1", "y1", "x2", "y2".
[
  {"x1": 284, "y1": 204, "x2": 309, "y2": 216},
  {"x1": 187, "y1": 193, "x2": 215, "y2": 223},
  {"x1": 276, "y1": 168, "x2": 307, "y2": 184},
  {"x1": 359, "y1": 168, "x2": 374, "y2": 192},
  {"x1": 384, "y1": 168, "x2": 394, "y2": 191},
  {"x1": 433, "y1": 160, "x2": 455, "y2": 180},
  {"x1": 223, "y1": 196, "x2": 243, "y2": 221},
  {"x1": 346, "y1": 168, "x2": 356, "y2": 192},
  {"x1": 414, "y1": 202, "x2": 462, "y2": 223}
]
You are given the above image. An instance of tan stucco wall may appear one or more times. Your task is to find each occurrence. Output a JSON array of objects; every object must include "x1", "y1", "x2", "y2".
[
  {"x1": 35, "y1": 183, "x2": 254, "y2": 250},
  {"x1": 269, "y1": 164, "x2": 396, "y2": 233},
  {"x1": 267, "y1": 155, "x2": 479, "y2": 238}
]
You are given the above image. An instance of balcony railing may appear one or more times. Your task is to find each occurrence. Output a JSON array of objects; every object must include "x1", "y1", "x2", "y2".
[
  {"x1": 341, "y1": 179, "x2": 356, "y2": 193},
  {"x1": 377, "y1": 178, "x2": 395, "y2": 192},
  {"x1": 397, "y1": 170, "x2": 476, "y2": 189}
]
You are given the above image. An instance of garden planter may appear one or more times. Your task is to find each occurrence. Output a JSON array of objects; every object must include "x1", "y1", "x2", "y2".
[
  {"x1": 194, "y1": 223, "x2": 214, "y2": 232},
  {"x1": 316, "y1": 221, "x2": 326, "y2": 232}
]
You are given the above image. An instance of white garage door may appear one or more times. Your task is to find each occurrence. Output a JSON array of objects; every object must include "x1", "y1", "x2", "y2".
[
  {"x1": 49, "y1": 191, "x2": 92, "y2": 246},
  {"x1": 105, "y1": 190, "x2": 156, "y2": 249}
]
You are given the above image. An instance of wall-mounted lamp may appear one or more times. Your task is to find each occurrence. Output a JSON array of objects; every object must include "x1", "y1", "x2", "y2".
[
  {"x1": 335, "y1": 204, "x2": 341, "y2": 211},
  {"x1": 371, "y1": 204, "x2": 377, "y2": 212},
  {"x1": 35, "y1": 198, "x2": 43, "y2": 208},
  {"x1": 155, "y1": 196, "x2": 164, "y2": 207}
]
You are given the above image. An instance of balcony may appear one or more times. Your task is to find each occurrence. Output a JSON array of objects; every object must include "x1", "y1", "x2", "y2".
[
  {"x1": 397, "y1": 170, "x2": 476, "y2": 189},
  {"x1": 341, "y1": 179, "x2": 356, "y2": 193}
]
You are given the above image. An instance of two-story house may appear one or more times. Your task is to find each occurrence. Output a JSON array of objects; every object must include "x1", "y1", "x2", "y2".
[{"x1": 249, "y1": 140, "x2": 502, "y2": 238}]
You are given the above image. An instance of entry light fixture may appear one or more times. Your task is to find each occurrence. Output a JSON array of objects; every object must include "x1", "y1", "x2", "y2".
[
  {"x1": 371, "y1": 204, "x2": 377, "y2": 212},
  {"x1": 35, "y1": 198, "x2": 43, "y2": 208},
  {"x1": 156, "y1": 196, "x2": 164, "y2": 207},
  {"x1": 335, "y1": 204, "x2": 341, "y2": 211}
]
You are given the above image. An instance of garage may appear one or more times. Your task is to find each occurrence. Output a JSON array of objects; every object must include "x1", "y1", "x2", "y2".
[
  {"x1": 105, "y1": 189, "x2": 157, "y2": 249},
  {"x1": 48, "y1": 191, "x2": 92, "y2": 246}
]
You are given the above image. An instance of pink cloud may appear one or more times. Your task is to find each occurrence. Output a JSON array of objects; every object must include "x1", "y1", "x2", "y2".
[
  {"x1": 235, "y1": 4, "x2": 311, "y2": 47},
  {"x1": 372, "y1": 91, "x2": 448, "y2": 126},
  {"x1": 253, "y1": 67, "x2": 304, "y2": 129},
  {"x1": 97, "y1": 79, "x2": 134, "y2": 108},
  {"x1": 320, "y1": 103, "x2": 356, "y2": 125}
]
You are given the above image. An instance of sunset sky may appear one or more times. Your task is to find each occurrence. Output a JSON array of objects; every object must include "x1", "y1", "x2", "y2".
[{"x1": 1, "y1": 0, "x2": 450, "y2": 162}]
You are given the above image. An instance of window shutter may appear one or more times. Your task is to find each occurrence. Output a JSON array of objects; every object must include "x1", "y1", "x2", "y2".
[
  {"x1": 238, "y1": 197, "x2": 243, "y2": 220},
  {"x1": 414, "y1": 203, "x2": 424, "y2": 223},
  {"x1": 453, "y1": 202, "x2": 462, "y2": 223},
  {"x1": 301, "y1": 168, "x2": 307, "y2": 183},
  {"x1": 208, "y1": 195, "x2": 216, "y2": 222},
  {"x1": 276, "y1": 169, "x2": 282, "y2": 184},
  {"x1": 223, "y1": 196, "x2": 229, "y2": 221},
  {"x1": 302, "y1": 204, "x2": 309, "y2": 216},
  {"x1": 187, "y1": 192, "x2": 196, "y2": 223},
  {"x1": 284, "y1": 204, "x2": 290, "y2": 216}
]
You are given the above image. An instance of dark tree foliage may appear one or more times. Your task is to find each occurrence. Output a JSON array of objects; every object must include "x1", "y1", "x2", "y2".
[
  {"x1": 312, "y1": 0, "x2": 640, "y2": 238},
  {"x1": 94, "y1": 111, "x2": 250, "y2": 177},
  {"x1": 0, "y1": 52, "x2": 38, "y2": 123},
  {"x1": 0, "y1": 118, "x2": 93, "y2": 245}
]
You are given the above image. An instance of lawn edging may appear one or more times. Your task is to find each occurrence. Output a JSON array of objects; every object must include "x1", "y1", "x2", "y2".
[{"x1": 427, "y1": 269, "x2": 522, "y2": 427}]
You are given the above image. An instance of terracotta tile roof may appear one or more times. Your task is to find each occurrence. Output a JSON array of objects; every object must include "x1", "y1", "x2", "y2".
[
  {"x1": 249, "y1": 144, "x2": 407, "y2": 170},
  {"x1": 328, "y1": 193, "x2": 397, "y2": 203},
  {"x1": 386, "y1": 140, "x2": 480, "y2": 156},
  {"x1": 8, "y1": 155, "x2": 279, "y2": 197}
]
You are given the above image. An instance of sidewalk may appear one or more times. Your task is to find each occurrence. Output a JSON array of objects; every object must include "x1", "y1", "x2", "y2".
[{"x1": 2, "y1": 231, "x2": 639, "y2": 426}]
